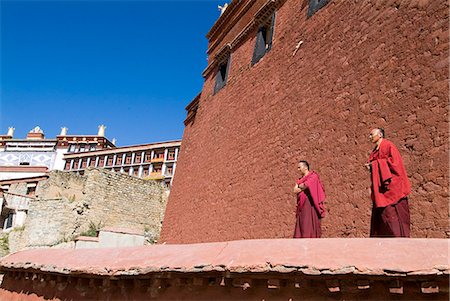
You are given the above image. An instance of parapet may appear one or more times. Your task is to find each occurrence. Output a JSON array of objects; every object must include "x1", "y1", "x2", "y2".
[{"x1": 0, "y1": 238, "x2": 448, "y2": 300}]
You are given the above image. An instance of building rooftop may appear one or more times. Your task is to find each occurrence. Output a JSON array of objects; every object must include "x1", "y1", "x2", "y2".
[
  {"x1": 1, "y1": 238, "x2": 448, "y2": 277},
  {"x1": 63, "y1": 139, "x2": 181, "y2": 158}
]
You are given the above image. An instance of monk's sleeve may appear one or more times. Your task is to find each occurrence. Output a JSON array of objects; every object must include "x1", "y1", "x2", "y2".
[
  {"x1": 303, "y1": 174, "x2": 326, "y2": 218},
  {"x1": 385, "y1": 142, "x2": 411, "y2": 196},
  {"x1": 377, "y1": 159, "x2": 392, "y2": 186},
  {"x1": 385, "y1": 144, "x2": 404, "y2": 176}
]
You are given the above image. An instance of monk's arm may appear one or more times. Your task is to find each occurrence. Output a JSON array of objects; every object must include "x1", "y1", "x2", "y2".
[
  {"x1": 386, "y1": 144, "x2": 403, "y2": 175},
  {"x1": 293, "y1": 183, "x2": 306, "y2": 194}
]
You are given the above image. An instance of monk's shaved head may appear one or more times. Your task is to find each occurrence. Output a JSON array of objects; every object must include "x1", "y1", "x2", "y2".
[
  {"x1": 369, "y1": 128, "x2": 385, "y2": 145},
  {"x1": 299, "y1": 160, "x2": 310, "y2": 170},
  {"x1": 371, "y1": 128, "x2": 385, "y2": 138}
]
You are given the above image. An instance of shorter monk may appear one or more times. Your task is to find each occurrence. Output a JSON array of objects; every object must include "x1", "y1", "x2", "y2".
[{"x1": 293, "y1": 160, "x2": 326, "y2": 238}]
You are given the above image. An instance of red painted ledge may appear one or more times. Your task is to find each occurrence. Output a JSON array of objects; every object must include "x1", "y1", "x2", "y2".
[
  {"x1": 1, "y1": 238, "x2": 448, "y2": 277},
  {"x1": 0, "y1": 166, "x2": 48, "y2": 173}
]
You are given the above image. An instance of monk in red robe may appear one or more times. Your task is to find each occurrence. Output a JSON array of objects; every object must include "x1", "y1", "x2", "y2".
[
  {"x1": 293, "y1": 160, "x2": 326, "y2": 238},
  {"x1": 367, "y1": 128, "x2": 411, "y2": 237}
]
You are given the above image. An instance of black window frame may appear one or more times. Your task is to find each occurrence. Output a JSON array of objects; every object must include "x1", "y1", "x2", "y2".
[
  {"x1": 307, "y1": 0, "x2": 330, "y2": 18},
  {"x1": 214, "y1": 55, "x2": 231, "y2": 94},
  {"x1": 5, "y1": 212, "x2": 13, "y2": 229},
  {"x1": 252, "y1": 12, "x2": 276, "y2": 65},
  {"x1": 26, "y1": 185, "x2": 36, "y2": 196}
]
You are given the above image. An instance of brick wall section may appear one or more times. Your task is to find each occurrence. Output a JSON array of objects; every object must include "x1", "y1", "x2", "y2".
[
  {"x1": 160, "y1": 0, "x2": 449, "y2": 243},
  {"x1": 9, "y1": 169, "x2": 167, "y2": 252}
]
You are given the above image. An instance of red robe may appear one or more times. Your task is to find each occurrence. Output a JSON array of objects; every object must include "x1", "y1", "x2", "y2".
[
  {"x1": 293, "y1": 171, "x2": 326, "y2": 238},
  {"x1": 369, "y1": 139, "x2": 411, "y2": 208},
  {"x1": 369, "y1": 139, "x2": 411, "y2": 237}
]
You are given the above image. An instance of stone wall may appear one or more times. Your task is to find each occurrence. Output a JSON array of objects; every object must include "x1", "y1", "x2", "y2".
[
  {"x1": 161, "y1": 0, "x2": 449, "y2": 243},
  {"x1": 9, "y1": 169, "x2": 167, "y2": 252}
]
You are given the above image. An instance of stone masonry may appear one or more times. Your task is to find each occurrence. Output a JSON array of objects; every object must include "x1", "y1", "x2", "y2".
[
  {"x1": 9, "y1": 168, "x2": 167, "y2": 253},
  {"x1": 160, "y1": 0, "x2": 449, "y2": 243}
]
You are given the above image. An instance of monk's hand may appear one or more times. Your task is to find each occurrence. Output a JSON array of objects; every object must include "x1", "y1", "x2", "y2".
[
  {"x1": 293, "y1": 184, "x2": 302, "y2": 194},
  {"x1": 364, "y1": 163, "x2": 371, "y2": 170}
]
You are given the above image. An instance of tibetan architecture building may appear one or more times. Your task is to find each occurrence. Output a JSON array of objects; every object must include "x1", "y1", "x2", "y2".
[
  {"x1": 160, "y1": 0, "x2": 449, "y2": 242},
  {"x1": 0, "y1": 126, "x2": 114, "y2": 180},
  {"x1": 0, "y1": 126, "x2": 181, "y2": 186},
  {"x1": 62, "y1": 140, "x2": 180, "y2": 187},
  {"x1": 0, "y1": 126, "x2": 180, "y2": 232},
  {"x1": 0, "y1": 1, "x2": 447, "y2": 300}
]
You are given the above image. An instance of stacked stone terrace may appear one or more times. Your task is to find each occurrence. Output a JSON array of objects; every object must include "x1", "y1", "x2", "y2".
[{"x1": 4, "y1": 169, "x2": 167, "y2": 254}]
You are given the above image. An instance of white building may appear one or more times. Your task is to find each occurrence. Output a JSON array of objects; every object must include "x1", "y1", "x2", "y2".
[{"x1": 0, "y1": 126, "x2": 115, "y2": 180}]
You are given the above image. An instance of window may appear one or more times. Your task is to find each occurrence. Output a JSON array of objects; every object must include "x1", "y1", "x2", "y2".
[
  {"x1": 89, "y1": 144, "x2": 97, "y2": 151},
  {"x1": 252, "y1": 13, "x2": 276, "y2": 65},
  {"x1": 168, "y1": 151, "x2": 175, "y2": 160},
  {"x1": 106, "y1": 156, "x2": 113, "y2": 166},
  {"x1": 98, "y1": 157, "x2": 105, "y2": 167},
  {"x1": 68, "y1": 144, "x2": 76, "y2": 152},
  {"x1": 89, "y1": 157, "x2": 97, "y2": 167},
  {"x1": 125, "y1": 154, "x2": 132, "y2": 164},
  {"x1": 26, "y1": 185, "x2": 36, "y2": 196},
  {"x1": 134, "y1": 153, "x2": 141, "y2": 164},
  {"x1": 1, "y1": 185, "x2": 9, "y2": 193},
  {"x1": 166, "y1": 166, "x2": 173, "y2": 175},
  {"x1": 81, "y1": 159, "x2": 87, "y2": 168},
  {"x1": 79, "y1": 144, "x2": 86, "y2": 152},
  {"x1": 116, "y1": 155, "x2": 123, "y2": 165},
  {"x1": 144, "y1": 152, "x2": 151, "y2": 162},
  {"x1": 214, "y1": 56, "x2": 230, "y2": 94},
  {"x1": 142, "y1": 168, "x2": 149, "y2": 177},
  {"x1": 307, "y1": 0, "x2": 330, "y2": 18},
  {"x1": 64, "y1": 161, "x2": 71, "y2": 170},
  {"x1": 5, "y1": 212, "x2": 13, "y2": 229}
]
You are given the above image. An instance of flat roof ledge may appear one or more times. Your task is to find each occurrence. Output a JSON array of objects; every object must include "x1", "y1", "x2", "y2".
[
  {"x1": 0, "y1": 238, "x2": 448, "y2": 300},
  {"x1": 1, "y1": 238, "x2": 448, "y2": 277}
]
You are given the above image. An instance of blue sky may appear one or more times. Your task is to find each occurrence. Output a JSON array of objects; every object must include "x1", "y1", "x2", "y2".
[{"x1": 0, "y1": 0, "x2": 223, "y2": 146}]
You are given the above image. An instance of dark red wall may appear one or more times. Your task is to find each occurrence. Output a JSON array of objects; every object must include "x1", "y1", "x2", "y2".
[
  {"x1": 1, "y1": 273, "x2": 448, "y2": 301},
  {"x1": 160, "y1": 0, "x2": 449, "y2": 243}
]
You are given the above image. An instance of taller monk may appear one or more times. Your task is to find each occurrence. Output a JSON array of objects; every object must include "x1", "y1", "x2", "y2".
[
  {"x1": 367, "y1": 128, "x2": 411, "y2": 237},
  {"x1": 293, "y1": 160, "x2": 326, "y2": 238}
]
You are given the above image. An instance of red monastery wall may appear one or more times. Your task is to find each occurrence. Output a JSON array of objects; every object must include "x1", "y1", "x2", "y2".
[{"x1": 160, "y1": 0, "x2": 449, "y2": 243}]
